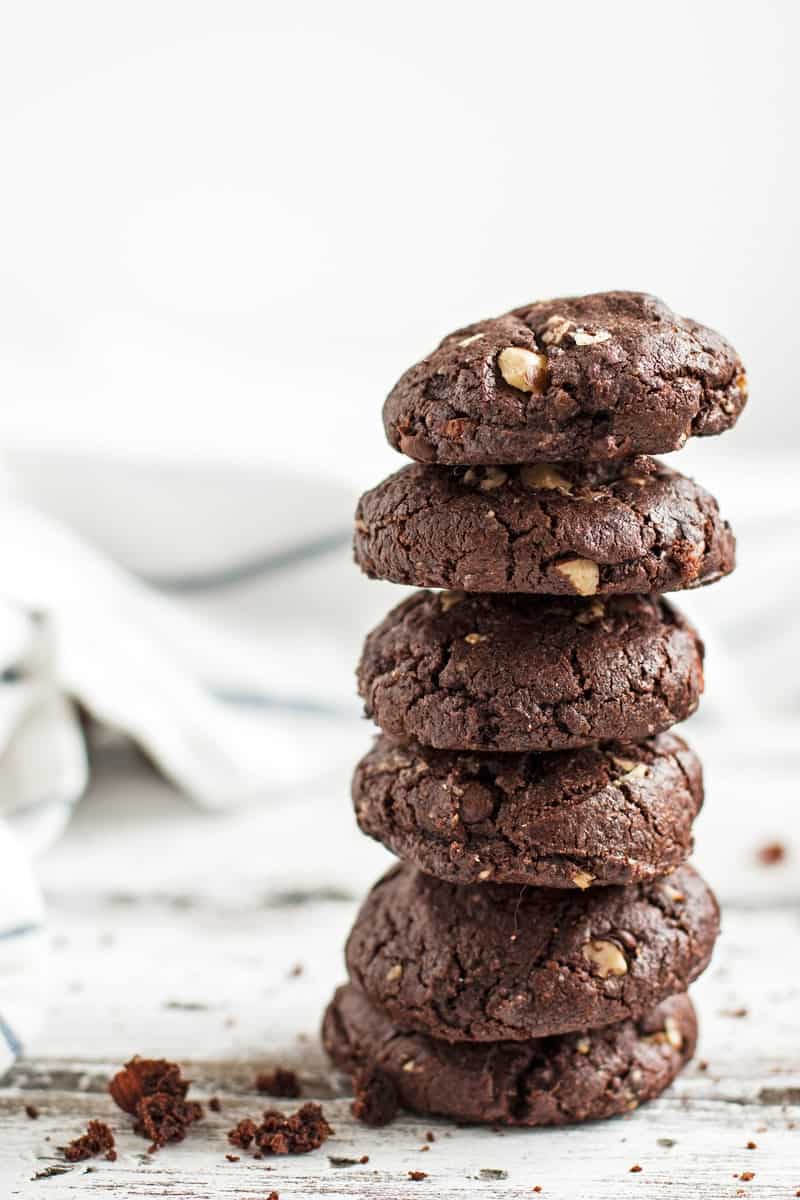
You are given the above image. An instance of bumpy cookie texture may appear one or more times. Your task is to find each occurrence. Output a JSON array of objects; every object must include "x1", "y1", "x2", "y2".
[
  {"x1": 323, "y1": 984, "x2": 696, "y2": 1127},
  {"x1": 353, "y1": 732, "x2": 703, "y2": 888},
  {"x1": 383, "y1": 292, "x2": 747, "y2": 464},
  {"x1": 357, "y1": 590, "x2": 704, "y2": 752},
  {"x1": 354, "y1": 457, "x2": 735, "y2": 595},
  {"x1": 345, "y1": 862, "x2": 718, "y2": 1043}
]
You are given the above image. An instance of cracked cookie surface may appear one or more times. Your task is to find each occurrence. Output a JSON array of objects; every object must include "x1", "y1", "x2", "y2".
[
  {"x1": 383, "y1": 291, "x2": 747, "y2": 464},
  {"x1": 354, "y1": 457, "x2": 735, "y2": 595},
  {"x1": 323, "y1": 983, "x2": 696, "y2": 1126},
  {"x1": 357, "y1": 590, "x2": 704, "y2": 751},
  {"x1": 353, "y1": 732, "x2": 703, "y2": 888},
  {"x1": 344, "y1": 863, "x2": 718, "y2": 1043}
]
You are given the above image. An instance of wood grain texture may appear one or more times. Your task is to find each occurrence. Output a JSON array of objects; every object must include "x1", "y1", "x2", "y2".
[{"x1": 2, "y1": 735, "x2": 799, "y2": 1197}]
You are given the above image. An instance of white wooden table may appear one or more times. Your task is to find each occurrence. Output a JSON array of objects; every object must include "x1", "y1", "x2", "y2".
[{"x1": 2, "y1": 714, "x2": 799, "y2": 1199}]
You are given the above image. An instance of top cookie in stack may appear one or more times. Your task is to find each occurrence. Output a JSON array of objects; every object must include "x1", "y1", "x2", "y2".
[{"x1": 322, "y1": 291, "x2": 743, "y2": 1130}]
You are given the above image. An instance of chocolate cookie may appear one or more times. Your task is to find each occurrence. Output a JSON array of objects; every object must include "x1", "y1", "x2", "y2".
[
  {"x1": 383, "y1": 291, "x2": 747, "y2": 464},
  {"x1": 323, "y1": 984, "x2": 696, "y2": 1126},
  {"x1": 354, "y1": 458, "x2": 735, "y2": 595},
  {"x1": 345, "y1": 862, "x2": 718, "y2": 1042},
  {"x1": 357, "y1": 590, "x2": 704, "y2": 751},
  {"x1": 353, "y1": 732, "x2": 703, "y2": 888}
]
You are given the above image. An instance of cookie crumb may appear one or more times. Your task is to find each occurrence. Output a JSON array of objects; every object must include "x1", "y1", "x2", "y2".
[
  {"x1": 225, "y1": 1153, "x2": 239, "y2": 1162},
  {"x1": 63, "y1": 1120, "x2": 116, "y2": 1163},
  {"x1": 745, "y1": 1140, "x2": 757, "y2": 1149},
  {"x1": 629, "y1": 1164, "x2": 642, "y2": 1173},
  {"x1": 757, "y1": 841, "x2": 786, "y2": 865},
  {"x1": 351, "y1": 1066, "x2": 399, "y2": 1127},
  {"x1": 740, "y1": 1170, "x2": 755, "y2": 1181},
  {"x1": 267, "y1": 1192, "x2": 280, "y2": 1200},
  {"x1": 25, "y1": 1104, "x2": 39, "y2": 1119},
  {"x1": 426, "y1": 1130, "x2": 435, "y2": 1142},
  {"x1": 256, "y1": 1068, "x2": 302, "y2": 1099},
  {"x1": 209, "y1": 1097, "x2": 222, "y2": 1113},
  {"x1": 289, "y1": 963, "x2": 304, "y2": 977},
  {"x1": 108, "y1": 1056, "x2": 203, "y2": 1152},
  {"x1": 533, "y1": 1189, "x2": 543, "y2": 1194},
  {"x1": 228, "y1": 1103, "x2": 331, "y2": 1156},
  {"x1": 408, "y1": 1170, "x2": 428, "y2": 1180}
]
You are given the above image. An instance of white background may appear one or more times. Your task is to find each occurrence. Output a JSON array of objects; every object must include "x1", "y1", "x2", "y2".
[{"x1": 0, "y1": 0, "x2": 796, "y2": 490}]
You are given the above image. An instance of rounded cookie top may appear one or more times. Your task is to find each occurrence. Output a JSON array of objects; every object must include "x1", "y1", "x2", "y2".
[
  {"x1": 383, "y1": 291, "x2": 747, "y2": 464},
  {"x1": 354, "y1": 457, "x2": 736, "y2": 595},
  {"x1": 323, "y1": 983, "x2": 697, "y2": 1127},
  {"x1": 357, "y1": 590, "x2": 704, "y2": 752},
  {"x1": 353, "y1": 732, "x2": 703, "y2": 889},
  {"x1": 344, "y1": 862, "x2": 718, "y2": 1042}
]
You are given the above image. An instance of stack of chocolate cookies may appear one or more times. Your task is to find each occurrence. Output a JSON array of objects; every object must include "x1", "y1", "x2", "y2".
[{"x1": 323, "y1": 291, "x2": 746, "y2": 1127}]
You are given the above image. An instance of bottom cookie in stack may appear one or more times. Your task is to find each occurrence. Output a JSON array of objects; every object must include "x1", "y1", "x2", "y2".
[{"x1": 323, "y1": 983, "x2": 696, "y2": 1127}]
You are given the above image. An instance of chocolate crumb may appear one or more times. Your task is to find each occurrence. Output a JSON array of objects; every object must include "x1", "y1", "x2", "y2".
[
  {"x1": 360, "y1": 1155, "x2": 369, "y2": 1163},
  {"x1": 408, "y1": 1170, "x2": 428, "y2": 1180},
  {"x1": 629, "y1": 1164, "x2": 642, "y2": 1173},
  {"x1": 267, "y1": 1192, "x2": 280, "y2": 1200},
  {"x1": 209, "y1": 1097, "x2": 222, "y2": 1113},
  {"x1": 108, "y1": 1056, "x2": 203, "y2": 1152},
  {"x1": 63, "y1": 1121, "x2": 116, "y2": 1163},
  {"x1": 740, "y1": 1170, "x2": 755, "y2": 1181},
  {"x1": 745, "y1": 1140, "x2": 757, "y2": 1149},
  {"x1": 426, "y1": 1130, "x2": 435, "y2": 1142},
  {"x1": 225, "y1": 1153, "x2": 239, "y2": 1162},
  {"x1": 255, "y1": 1068, "x2": 301, "y2": 1098},
  {"x1": 697, "y1": 1060, "x2": 709, "y2": 1071},
  {"x1": 228, "y1": 1103, "x2": 331, "y2": 1156},
  {"x1": 351, "y1": 1066, "x2": 398, "y2": 1127},
  {"x1": 25, "y1": 1104, "x2": 39, "y2": 1119},
  {"x1": 533, "y1": 1189, "x2": 543, "y2": 1194},
  {"x1": 757, "y1": 841, "x2": 786, "y2": 865}
]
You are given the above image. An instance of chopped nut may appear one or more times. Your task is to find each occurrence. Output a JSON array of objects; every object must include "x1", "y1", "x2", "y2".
[
  {"x1": 464, "y1": 633, "x2": 488, "y2": 645},
  {"x1": 354, "y1": 518, "x2": 368, "y2": 533},
  {"x1": 554, "y1": 557, "x2": 600, "y2": 595},
  {"x1": 541, "y1": 314, "x2": 573, "y2": 345},
  {"x1": 572, "y1": 870, "x2": 595, "y2": 890},
  {"x1": 385, "y1": 964, "x2": 403, "y2": 982},
  {"x1": 663, "y1": 885, "x2": 685, "y2": 902},
  {"x1": 610, "y1": 756, "x2": 649, "y2": 781},
  {"x1": 497, "y1": 346, "x2": 548, "y2": 393},
  {"x1": 572, "y1": 327, "x2": 612, "y2": 346},
  {"x1": 479, "y1": 466, "x2": 508, "y2": 491},
  {"x1": 477, "y1": 868, "x2": 493, "y2": 881},
  {"x1": 457, "y1": 332, "x2": 484, "y2": 347},
  {"x1": 518, "y1": 463, "x2": 572, "y2": 493},
  {"x1": 440, "y1": 591, "x2": 465, "y2": 612},
  {"x1": 575, "y1": 598, "x2": 606, "y2": 625},
  {"x1": 575, "y1": 1037, "x2": 591, "y2": 1055},
  {"x1": 402, "y1": 1059, "x2": 417, "y2": 1072},
  {"x1": 582, "y1": 939, "x2": 628, "y2": 978}
]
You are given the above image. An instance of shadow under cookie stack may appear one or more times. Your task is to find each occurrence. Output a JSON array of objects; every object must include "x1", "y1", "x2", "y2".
[{"x1": 323, "y1": 291, "x2": 746, "y2": 1127}]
